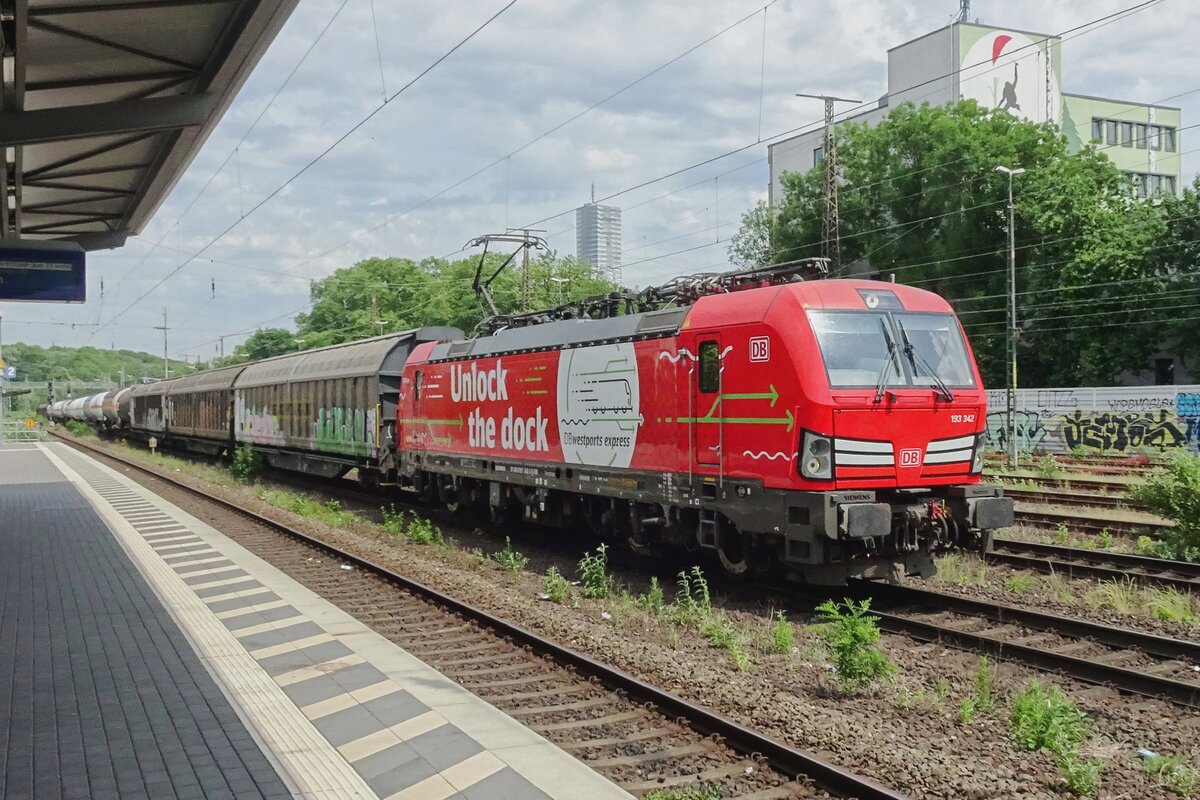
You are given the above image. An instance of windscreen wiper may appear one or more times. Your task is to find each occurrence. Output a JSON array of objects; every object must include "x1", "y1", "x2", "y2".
[
  {"x1": 873, "y1": 318, "x2": 898, "y2": 403},
  {"x1": 896, "y1": 320, "x2": 954, "y2": 402}
]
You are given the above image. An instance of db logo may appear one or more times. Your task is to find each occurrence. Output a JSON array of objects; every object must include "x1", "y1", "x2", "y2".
[
  {"x1": 900, "y1": 448, "x2": 922, "y2": 467},
  {"x1": 749, "y1": 336, "x2": 770, "y2": 362}
]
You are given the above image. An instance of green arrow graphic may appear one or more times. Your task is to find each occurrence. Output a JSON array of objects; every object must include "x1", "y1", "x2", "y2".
[
  {"x1": 676, "y1": 409, "x2": 793, "y2": 433},
  {"x1": 720, "y1": 384, "x2": 779, "y2": 407},
  {"x1": 398, "y1": 415, "x2": 463, "y2": 428}
]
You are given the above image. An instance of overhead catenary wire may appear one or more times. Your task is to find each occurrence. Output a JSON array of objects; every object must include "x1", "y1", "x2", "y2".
[{"x1": 87, "y1": 0, "x2": 518, "y2": 340}]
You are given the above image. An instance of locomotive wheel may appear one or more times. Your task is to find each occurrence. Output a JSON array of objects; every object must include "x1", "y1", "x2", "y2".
[{"x1": 716, "y1": 527, "x2": 753, "y2": 579}]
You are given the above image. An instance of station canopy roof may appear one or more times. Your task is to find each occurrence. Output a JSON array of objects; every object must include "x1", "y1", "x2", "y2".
[{"x1": 0, "y1": 0, "x2": 299, "y2": 251}]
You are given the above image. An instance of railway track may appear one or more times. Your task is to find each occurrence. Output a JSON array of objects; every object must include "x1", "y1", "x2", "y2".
[
  {"x1": 987, "y1": 473, "x2": 1138, "y2": 494},
  {"x1": 857, "y1": 583, "x2": 1200, "y2": 710},
  {"x1": 59, "y1": 434, "x2": 902, "y2": 800},
  {"x1": 1013, "y1": 505, "x2": 1170, "y2": 537},
  {"x1": 1003, "y1": 487, "x2": 1144, "y2": 511},
  {"x1": 989, "y1": 538, "x2": 1200, "y2": 592}
]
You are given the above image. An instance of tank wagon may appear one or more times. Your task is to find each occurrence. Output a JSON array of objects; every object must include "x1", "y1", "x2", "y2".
[{"x1": 398, "y1": 263, "x2": 1013, "y2": 584}]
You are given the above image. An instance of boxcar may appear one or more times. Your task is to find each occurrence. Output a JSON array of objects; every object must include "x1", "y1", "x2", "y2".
[
  {"x1": 166, "y1": 365, "x2": 248, "y2": 455},
  {"x1": 126, "y1": 379, "x2": 176, "y2": 436},
  {"x1": 233, "y1": 328, "x2": 460, "y2": 482}
]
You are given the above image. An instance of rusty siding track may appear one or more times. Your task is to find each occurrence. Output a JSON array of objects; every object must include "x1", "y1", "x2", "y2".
[
  {"x1": 856, "y1": 582, "x2": 1200, "y2": 710},
  {"x1": 988, "y1": 538, "x2": 1200, "y2": 592},
  {"x1": 56, "y1": 433, "x2": 905, "y2": 800}
]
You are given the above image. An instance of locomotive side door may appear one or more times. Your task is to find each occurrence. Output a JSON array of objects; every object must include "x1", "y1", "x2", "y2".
[{"x1": 691, "y1": 335, "x2": 723, "y2": 468}]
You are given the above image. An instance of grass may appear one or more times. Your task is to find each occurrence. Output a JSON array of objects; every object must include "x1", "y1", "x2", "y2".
[
  {"x1": 699, "y1": 613, "x2": 751, "y2": 671},
  {"x1": 1004, "y1": 573, "x2": 1036, "y2": 594},
  {"x1": 1083, "y1": 578, "x2": 1199, "y2": 625},
  {"x1": 934, "y1": 552, "x2": 990, "y2": 586},
  {"x1": 257, "y1": 488, "x2": 359, "y2": 527},
  {"x1": 1143, "y1": 754, "x2": 1200, "y2": 798},
  {"x1": 642, "y1": 784, "x2": 724, "y2": 800},
  {"x1": 1041, "y1": 571, "x2": 1076, "y2": 605},
  {"x1": 1084, "y1": 577, "x2": 1141, "y2": 615}
]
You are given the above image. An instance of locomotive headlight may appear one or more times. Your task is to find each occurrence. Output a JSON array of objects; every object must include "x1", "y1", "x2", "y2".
[
  {"x1": 971, "y1": 433, "x2": 985, "y2": 474},
  {"x1": 800, "y1": 431, "x2": 833, "y2": 480}
]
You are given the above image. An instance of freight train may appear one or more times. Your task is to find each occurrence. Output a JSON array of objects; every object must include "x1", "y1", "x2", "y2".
[{"x1": 48, "y1": 259, "x2": 1012, "y2": 584}]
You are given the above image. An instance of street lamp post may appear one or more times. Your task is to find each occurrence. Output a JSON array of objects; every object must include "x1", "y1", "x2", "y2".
[{"x1": 995, "y1": 165, "x2": 1025, "y2": 469}]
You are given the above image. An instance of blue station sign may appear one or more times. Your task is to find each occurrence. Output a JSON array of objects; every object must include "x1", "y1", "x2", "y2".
[{"x1": 0, "y1": 241, "x2": 86, "y2": 303}]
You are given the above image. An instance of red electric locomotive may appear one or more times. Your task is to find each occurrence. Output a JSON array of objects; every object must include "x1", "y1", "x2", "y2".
[{"x1": 397, "y1": 258, "x2": 1012, "y2": 584}]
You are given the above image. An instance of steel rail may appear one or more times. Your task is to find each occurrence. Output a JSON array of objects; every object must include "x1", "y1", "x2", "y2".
[
  {"x1": 56, "y1": 433, "x2": 907, "y2": 800},
  {"x1": 1002, "y1": 488, "x2": 1135, "y2": 510},
  {"x1": 988, "y1": 539, "x2": 1200, "y2": 591},
  {"x1": 854, "y1": 582, "x2": 1200, "y2": 710}
]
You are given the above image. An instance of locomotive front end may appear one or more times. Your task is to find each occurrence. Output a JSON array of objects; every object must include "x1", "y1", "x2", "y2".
[{"x1": 775, "y1": 281, "x2": 1013, "y2": 582}]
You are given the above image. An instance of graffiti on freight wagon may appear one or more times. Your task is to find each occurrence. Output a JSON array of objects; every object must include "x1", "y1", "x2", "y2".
[
  {"x1": 312, "y1": 406, "x2": 376, "y2": 457},
  {"x1": 984, "y1": 387, "x2": 1200, "y2": 455}
]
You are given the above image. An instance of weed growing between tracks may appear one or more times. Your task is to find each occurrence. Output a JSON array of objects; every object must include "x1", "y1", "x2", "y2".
[
  {"x1": 814, "y1": 598, "x2": 895, "y2": 694},
  {"x1": 1010, "y1": 681, "x2": 1103, "y2": 796},
  {"x1": 578, "y1": 543, "x2": 612, "y2": 599},
  {"x1": 1143, "y1": 753, "x2": 1200, "y2": 798},
  {"x1": 492, "y1": 537, "x2": 529, "y2": 574},
  {"x1": 642, "y1": 783, "x2": 723, "y2": 800}
]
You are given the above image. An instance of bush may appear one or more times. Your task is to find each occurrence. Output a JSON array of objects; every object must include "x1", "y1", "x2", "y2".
[
  {"x1": 493, "y1": 537, "x2": 528, "y2": 574},
  {"x1": 815, "y1": 598, "x2": 895, "y2": 693},
  {"x1": 1130, "y1": 455, "x2": 1200, "y2": 561},
  {"x1": 543, "y1": 566, "x2": 571, "y2": 603},
  {"x1": 63, "y1": 419, "x2": 97, "y2": 438},
  {"x1": 229, "y1": 443, "x2": 260, "y2": 483},
  {"x1": 578, "y1": 543, "x2": 612, "y2": 599}
]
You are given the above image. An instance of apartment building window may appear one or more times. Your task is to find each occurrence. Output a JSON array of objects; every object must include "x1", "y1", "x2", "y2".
[
  {"x1": 1106, "y1": 120, "x2": 1118, "y2": 145},
  {"x1": 1149, "y1": 125, "x2": 1161, "y2": 150},
  {"x1": 1119, "y1": 122, "x2": 1133, "y2": 147},
  {"x1": 1164, "y1": 127, "x2": 1177, "y2": 152},
  {"x1": 813, "y1": 146, "x2": 824, "y2": 164},
  {"x1": 1150, "y1": 174, "x2": 1162, "y2": 194},
  {"x1": 1165, "y1": 176, "x2": 1177, "y2": 194},
  {"x1": 1135, "y1": 123, "x2": 1147, "y2": 148},
  {"x1": 1091, "y1": 118, "x2": 1103, "y2": 141}
]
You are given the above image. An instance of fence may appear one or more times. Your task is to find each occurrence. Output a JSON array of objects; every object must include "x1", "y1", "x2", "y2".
[
  {"x1": 983, "y1": 385, "x2": 1200, "y2": 456},
  {"x1": 0, "y1": 419, "x2": 47, "y2": 443}
]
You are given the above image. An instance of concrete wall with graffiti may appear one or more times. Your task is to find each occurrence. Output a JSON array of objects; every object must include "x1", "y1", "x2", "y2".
[{"x1": 984, "y1": 386, "x2": 1200, "y2": 455}]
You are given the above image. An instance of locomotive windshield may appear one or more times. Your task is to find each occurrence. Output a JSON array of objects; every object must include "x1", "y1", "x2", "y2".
[{"x1": 808, "y1": 310, "x2": 975, "y2": 390}]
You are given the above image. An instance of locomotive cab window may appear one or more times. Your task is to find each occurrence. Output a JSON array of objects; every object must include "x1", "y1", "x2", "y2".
[{"x1": 699, "y1": 340, "x2": 720, "y2": 393}]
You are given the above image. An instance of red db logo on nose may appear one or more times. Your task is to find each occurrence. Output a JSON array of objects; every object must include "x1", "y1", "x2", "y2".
[{"x1": 900, "y1": 448, "x2": 922, "y2": 467}]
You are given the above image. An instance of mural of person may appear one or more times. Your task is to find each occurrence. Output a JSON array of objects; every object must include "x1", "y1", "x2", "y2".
[{"x1": 998, "y1": 64, "x2": 1020, "y2": 112}]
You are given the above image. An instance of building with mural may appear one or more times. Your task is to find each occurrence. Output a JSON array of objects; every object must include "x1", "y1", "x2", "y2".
[{"x1": 768, "y1": 19, "x2": 1183, "y2": 206}]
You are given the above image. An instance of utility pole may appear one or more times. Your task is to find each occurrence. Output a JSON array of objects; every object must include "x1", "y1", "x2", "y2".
[
  {"x1": 153, "y1": 308, "x2": 169, "y2": 379},
  {"x1": 957, "y1": 0, "x2": 970, "y2": 22},
  {"x1": 795, "y1": 93, "x2": 860, "y2": 273},
  {"x1": 996, "y1": 165, "x2": 1025, "y2": 469}
]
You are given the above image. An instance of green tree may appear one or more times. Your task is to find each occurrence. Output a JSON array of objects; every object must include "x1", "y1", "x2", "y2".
[
  {"x1": 728, "y1": 199, "x2": 776, "y2": 268},
  {"x1": 296, "y1": 252, "x2": 617, "y2": 344},
  {"x1": 232, "y1": 328, "x2": 300, "y2": 362},
  {"x1": 766, "y1": 100, "x2": 1171, "y2": 387}
]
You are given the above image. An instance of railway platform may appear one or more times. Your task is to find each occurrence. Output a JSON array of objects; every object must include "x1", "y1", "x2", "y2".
[{"x1": 0, "y1": 441, "x2": 632, "y2": 800}]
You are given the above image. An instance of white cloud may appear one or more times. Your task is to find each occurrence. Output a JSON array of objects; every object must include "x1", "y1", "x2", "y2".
[{"x1": 5, "y1": 0, "x2": 1194, "y2": 359}]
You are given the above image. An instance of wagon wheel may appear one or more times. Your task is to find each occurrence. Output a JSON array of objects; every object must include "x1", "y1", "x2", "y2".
[{"x1": 716, "y1": 523, "x2": 754, "y2": 580}]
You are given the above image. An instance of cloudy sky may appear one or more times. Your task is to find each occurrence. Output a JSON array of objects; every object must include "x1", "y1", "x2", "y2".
[{"x1": 4, "y1": 0, "x2": 1196, "y2": 360}]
